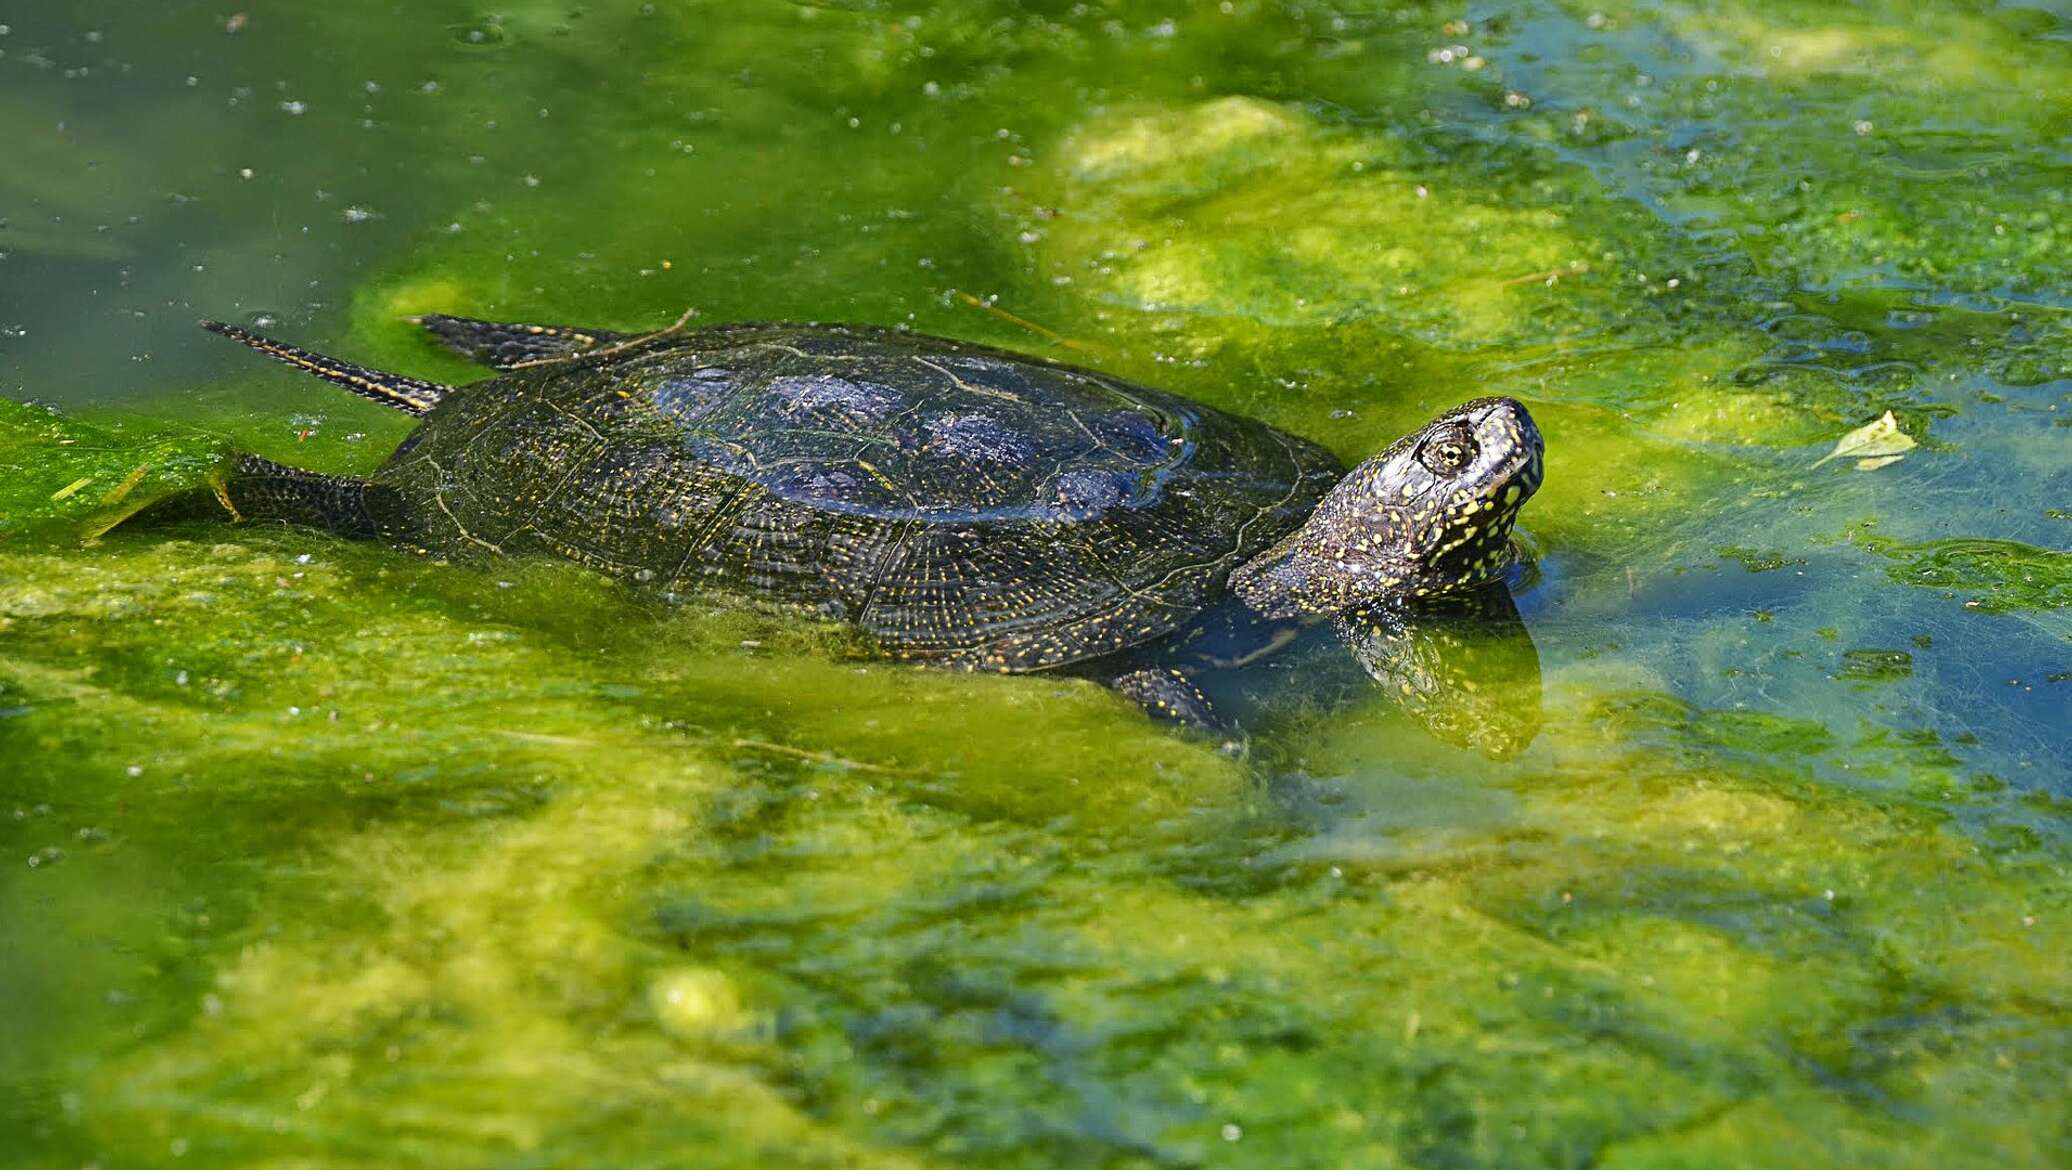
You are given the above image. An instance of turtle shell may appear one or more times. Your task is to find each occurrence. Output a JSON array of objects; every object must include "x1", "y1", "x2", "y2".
[{"x1": 373, "y1": 324, "x2": 1344, "y2": 671}]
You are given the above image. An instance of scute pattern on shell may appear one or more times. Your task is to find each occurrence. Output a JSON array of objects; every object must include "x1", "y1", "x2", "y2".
[{"x1": 371, "y1": 323, "x2": 1344, "y2": 672}]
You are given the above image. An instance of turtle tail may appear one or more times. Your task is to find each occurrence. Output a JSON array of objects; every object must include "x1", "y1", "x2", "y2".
[
  {"x1": 204, "y1": 454, "x2": 395, "y2": 538},
  {"x1": 130, "y1": 454, "x2": 395, "y2": 541}
]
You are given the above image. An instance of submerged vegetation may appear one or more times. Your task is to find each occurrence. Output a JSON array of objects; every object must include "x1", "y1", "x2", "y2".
[
  {"x1": 0, "y1": 400, "x2": 223, "y2": 542},
  {"x1": 1, "y1": 2, "x2": 2066, "y2": 1168}
]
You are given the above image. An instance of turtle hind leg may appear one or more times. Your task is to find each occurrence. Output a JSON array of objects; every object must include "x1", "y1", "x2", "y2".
[
  {"x1": 411, "y1": 314, "x2": 627, "y2": 369},
  {"x1": 201, "y1": 321, "x2": 449, "y2": 414},
  {"x1": 211, "y1": 455, "x2": 390, "y2": 540}
]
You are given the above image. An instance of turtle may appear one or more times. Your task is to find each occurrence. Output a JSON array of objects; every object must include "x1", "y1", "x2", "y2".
[{"x1": 188, "y1": 311, "x2": 1545, "y2": 733}]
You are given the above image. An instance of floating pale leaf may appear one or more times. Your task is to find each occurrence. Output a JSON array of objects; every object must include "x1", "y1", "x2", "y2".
[{"x1": 1812, "y1": 410, "x2": 1916, "y2": 469}]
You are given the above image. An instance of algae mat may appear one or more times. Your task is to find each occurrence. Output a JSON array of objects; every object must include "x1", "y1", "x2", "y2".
[{"x1": 2, "y1": 3, "x2": 2066, "y2": 1168}]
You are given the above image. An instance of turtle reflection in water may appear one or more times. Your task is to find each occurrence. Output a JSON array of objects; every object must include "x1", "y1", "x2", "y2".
[{"x1": 188, "y1": 312, "x2": 1546, "y2": 754}]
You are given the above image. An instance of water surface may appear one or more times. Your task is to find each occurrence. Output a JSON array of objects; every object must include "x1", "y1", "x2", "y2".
[{"x1": 2, "y1": 2, "x2": 2067, "y2": 1167}]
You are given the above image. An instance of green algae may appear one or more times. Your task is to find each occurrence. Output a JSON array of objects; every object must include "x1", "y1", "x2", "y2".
[
  {"x1": 3, "y1": 530, "x2": 2062, "y2": 1167},
  {"x1": 3, "y1": 2, "x2": 2070, "y2": 1168},
  {"x1": 0, "y1": 400, "x2": 226, "y2": 542},
  {"x1": 1863, "y1": 536, "x2": 2072, "y2": 617}
]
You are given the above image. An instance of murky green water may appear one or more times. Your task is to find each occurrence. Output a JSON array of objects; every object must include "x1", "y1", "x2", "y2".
[{"x1": 3, "y1": 2, "x2": 2067, "y2": 1167}]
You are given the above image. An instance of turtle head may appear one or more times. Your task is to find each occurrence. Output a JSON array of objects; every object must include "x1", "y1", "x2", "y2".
[{"x1": 1231, "y1": 397, "x2": 1544, "y2": 618}]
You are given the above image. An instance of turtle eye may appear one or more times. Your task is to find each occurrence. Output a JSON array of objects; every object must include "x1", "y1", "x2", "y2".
[{"x1": 1418, "y1": 425, "x2": 1480, "y2": 477}]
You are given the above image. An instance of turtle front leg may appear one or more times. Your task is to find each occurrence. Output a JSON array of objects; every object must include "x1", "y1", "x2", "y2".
[
  {"x1": 1110, "y1": 668, "x2": 1220, "y2": 732},
  {"x1": 1111, "y1": 668, "x2": 1248, "y2": 756}
]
